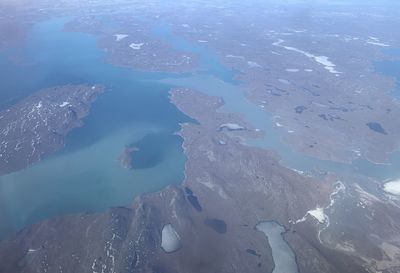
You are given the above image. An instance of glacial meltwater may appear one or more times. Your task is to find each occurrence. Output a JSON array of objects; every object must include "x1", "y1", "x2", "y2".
[
  {"x1": 1, "y1": 16, "x2": 400, "y2": 272},
  {"x1": 0, "y1": 18, "x2": 190, "y2": 238}
]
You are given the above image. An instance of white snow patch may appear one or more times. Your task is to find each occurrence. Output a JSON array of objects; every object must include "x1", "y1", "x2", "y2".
[
  {"x1": 278, "y1": 78, "x2": 290, "y2": 85},
  {"x1": 59, "y1": 102, "x2": 70, "y2": 107},
  {"x1": 161, "y1": 224, "x2": 181, "y2": 253},
  {"x1": 285, "y1": 68, "x2": 299, "y2": 72},
  {"x1": 129, "y1": 42, "x2": 144, "y2": 50},
  {"x1": 384, "y1": 179, "x2": 400, "y2": 195},
  {"x1": 273, "y1": 39, "x2": 342, "y2": 74},
  {"x1": 219, "y1": 123, "x2": 245, "y2": 131},
  {"x1": 307, "y1": 208, "x2": 327, "y2": 223},
  {"x1": 366, "y1": 41, "x2": 389, "y2": 47},
  {"x1": 247, "y1": 61, "x2": 262, "y2": 68},
  {"x1": 270, "y1": 51, "x2": 282, "y2": 55},
  {"x1": 114, "y1": 34, "x2": 128, "y2": 41},
  {"x1": 226, "y1": 54, "x2": 245, "y2": 59}
]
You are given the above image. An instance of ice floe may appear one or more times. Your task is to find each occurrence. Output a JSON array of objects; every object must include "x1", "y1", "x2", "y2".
[
  {"x1": 161, "y1": 224, "x2": 181, "y2": 253},
  {"x1": 285, "y1": 68, "x2": 299, "y2": 72},
  {"x1": 384, "y1": 179, "x2": 400, "y2": 195},
  {"x1": 114, "y1": 34, "x2": 128, "y2": 41}
]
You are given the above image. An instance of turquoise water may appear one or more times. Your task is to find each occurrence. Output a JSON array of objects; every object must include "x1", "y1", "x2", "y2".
[
  {"x1": 0, "y1": 18, "x2": 191, "y2": 237},
  {"x1": 1, "y1": 18, "x2": 400, "y2": 272}
]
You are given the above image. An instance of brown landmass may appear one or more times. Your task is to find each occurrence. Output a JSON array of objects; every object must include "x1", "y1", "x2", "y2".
[
  {"x1": 1, "y1": 88, "x2": 389, "y2": 273},
  {"x1": 0, "y1": 84, "x2": 104, "y2": 175}
]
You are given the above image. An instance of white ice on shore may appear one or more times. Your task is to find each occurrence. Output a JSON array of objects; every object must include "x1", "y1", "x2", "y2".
[
  {"x1": 161, "y1": 224, "x2": 181, "y2": 253},
  {"x1": 129, "y1": 42, "x2": 144, "y2": 50},
  {"x1": 384, "y1": 179, "x2": 400, "y2": 195},
  {"x1": 114, "y1": 34, "x2": 128, "y2": 41}
]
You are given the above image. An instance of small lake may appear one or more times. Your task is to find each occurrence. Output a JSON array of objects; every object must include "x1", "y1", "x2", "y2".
[{"x1": 256, "y1": 221, "x2": 298, "y2": 273}]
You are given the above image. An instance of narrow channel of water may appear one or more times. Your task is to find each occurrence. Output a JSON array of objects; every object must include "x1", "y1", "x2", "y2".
[{"x1": 154, "y1": 26, "x2": 400, "y2": 182}]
